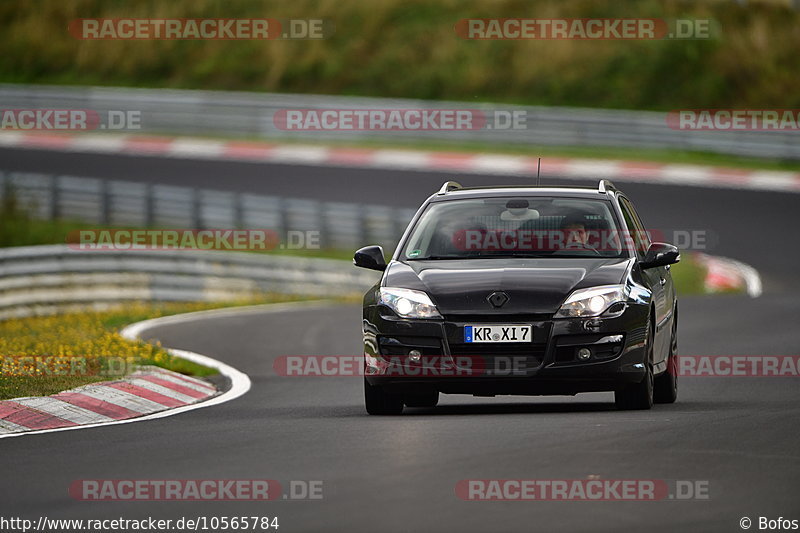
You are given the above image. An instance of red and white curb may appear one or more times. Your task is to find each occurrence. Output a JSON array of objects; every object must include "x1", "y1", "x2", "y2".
[
  {"x1": 0, "y1": 307, "x2": 262, "y2": 439},
  {"x1": 698, "y1": 253, "x2": 763, "y2": 297},
  {"x1": 0, "y1": 301, "x2": 332, "y2": 439},
  {"x1": 1, "y1": 131, "x2": 799, "y2": 193},
  {"x1": 0, "y1": 367, "x2": 217, "y2": 435}
]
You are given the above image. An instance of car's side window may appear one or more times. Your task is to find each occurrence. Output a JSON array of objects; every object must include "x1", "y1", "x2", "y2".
[
  {"x1": 624, "y1": 197, "x2": 652, "y2": 254},
  {"x1": 618, "y1": 197, "x2": 649, "y2": 258}
]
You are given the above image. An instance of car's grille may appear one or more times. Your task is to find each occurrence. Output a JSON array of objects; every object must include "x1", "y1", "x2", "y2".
[
  {"x1": 444, "y1": 314, "x2": 554, "y2": 323},
  {"x1": 447, "y1": 343, "x2": 547, "y2": 372}
]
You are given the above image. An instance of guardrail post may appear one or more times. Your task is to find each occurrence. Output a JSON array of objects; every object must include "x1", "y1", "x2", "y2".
[
  {"x1": 192, "y1": 188, "x2": 203, "y2": 230},
  {"x1": 306, "y1": 202, "x2": 324, "y2": 249},
  {"x1": 234, "y1": 192, "x2": 244, "y2": 229},
  {"x1": 0, "y1": 171, "x2": 9, "y2": 215},
  {"x1": 357, "y1": 204, "x2": 367, "y2": 246},
  {"x1": 50, "y1": 175, "x2": 60, "y2": 220},
  {"x1": 279, "y1": 199, "x2": 290, "y2": 246},
  {"x1": 0, "y1": 171, "x2": 6, "y2": 208},
  {"x1": 319, "y1": 202, "x2": 334, "y2": 248},
  {"x1": 100, "y1": 179, "x2": 110, "y2": 225},
  {"x1": 392, "y1": 208, "x2": 405, "y2": 243},
  {"x1": 145, "y1": 183, "x2": 154, "y2": 227}
]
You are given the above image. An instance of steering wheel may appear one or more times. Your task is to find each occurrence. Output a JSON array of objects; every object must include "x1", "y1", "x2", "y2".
[{"x1": 563, "y1": 242, "x2": 602, "y2": 255}]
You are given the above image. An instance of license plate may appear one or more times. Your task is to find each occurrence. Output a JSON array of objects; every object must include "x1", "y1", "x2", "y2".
[{"x1": 464, "y1": 325, "x2": 532, "y2": 343}]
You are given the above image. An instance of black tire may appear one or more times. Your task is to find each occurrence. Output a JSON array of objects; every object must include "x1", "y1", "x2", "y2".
[
  {"x1": 404, "y1": 390, "x2": 439, "y2": 408},
  {"x1": 654, "y1": 308, "x2": 678, "y2": 404},
  {"x1": 615, "y1": 317, "x2": 654, "y2": 410},
  {"x1": 364, "y1": 377, "x2": 404, "y2": 415}
]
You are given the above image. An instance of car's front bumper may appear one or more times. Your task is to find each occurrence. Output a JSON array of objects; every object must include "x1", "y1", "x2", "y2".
[{"x1": 363, "y1": 303, "x2": 649, "y2": 396}]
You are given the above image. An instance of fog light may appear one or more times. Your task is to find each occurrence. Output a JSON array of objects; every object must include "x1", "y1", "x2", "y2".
[
  {"x1": 577, "y1": 348, "x2": 592, "y2": 361},
  {"x1": 408, "y1": 349, "x2": 422, "y2": 362}
]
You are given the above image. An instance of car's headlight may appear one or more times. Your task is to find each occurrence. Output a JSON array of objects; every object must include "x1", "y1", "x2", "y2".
[
  {"x1": 379, "y1": 287, "x2": 442, "y2": 319},
  {"x1": 555, "y1": 285, "x2": 628, "y2": 318}
]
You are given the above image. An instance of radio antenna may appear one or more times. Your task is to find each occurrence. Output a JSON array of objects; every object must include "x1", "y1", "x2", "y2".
[{"x1": 537, "y1": 158, "x2": 541, "y2": 186}]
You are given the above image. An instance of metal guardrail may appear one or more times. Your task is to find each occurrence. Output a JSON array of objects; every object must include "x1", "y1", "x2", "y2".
[
  {"x1": 1, "y1": 84, "x2": 797, "y2": 160},
  {"x1": 0, "y1": 170, "x2": 416, "y2": 252},
  {"x1": 0, "y1": 245, "x2": 380, "y2": 319},
  {"x1": 0, "y1": 167, "x2": 399, "y2": 318}
]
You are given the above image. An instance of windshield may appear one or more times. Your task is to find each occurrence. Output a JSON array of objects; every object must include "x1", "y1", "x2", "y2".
[{"x1": 402, "y1": 196, "x2": 628, "y2": 260}]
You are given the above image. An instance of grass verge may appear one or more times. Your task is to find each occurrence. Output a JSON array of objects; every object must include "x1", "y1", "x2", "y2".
[
  {"x1": 669, "y1": 253, "x2": 707, "y2": 296},
  {"x1": 0, "y1": 296, "x2": 306, "y2": 400}
]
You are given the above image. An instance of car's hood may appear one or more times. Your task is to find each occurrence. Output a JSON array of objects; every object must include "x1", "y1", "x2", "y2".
[{"x1": 384, "y1": 257, "x2": 633, "y2": 315}]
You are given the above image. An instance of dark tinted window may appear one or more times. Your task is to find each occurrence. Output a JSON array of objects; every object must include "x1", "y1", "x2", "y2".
[
  {"x1": 402, "y1": 196, "x2": 625, "y2": 260},
  {"x1": 618, "y1": 196, "x2": 650, "y2": 257}
]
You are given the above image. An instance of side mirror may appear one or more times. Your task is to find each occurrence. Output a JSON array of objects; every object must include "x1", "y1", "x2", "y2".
[
  {"x1": 640, "y1": 242, "x2": 680, "y2": 270},
  {"x1": 354, "y1": 245, "x2": 387, "y2": 271}
]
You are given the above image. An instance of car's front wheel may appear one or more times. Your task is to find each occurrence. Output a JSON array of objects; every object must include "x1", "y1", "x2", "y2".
[
  {"x1": 615, "y1": 318, "x2": 654, "y2": 410},
  {"x1": 364, "y1": 378, "x2": 404, "y2": 415},
  {"x1": 654, "y1": 308, "x2": 678, "y2": 404}
]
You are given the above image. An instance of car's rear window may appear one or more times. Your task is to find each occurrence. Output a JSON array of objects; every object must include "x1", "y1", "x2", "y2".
[{"x1": 402, "y1": 196, "x2": 628, "y2": 260}]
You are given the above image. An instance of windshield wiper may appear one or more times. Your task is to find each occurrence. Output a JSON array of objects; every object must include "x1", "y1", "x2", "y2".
[
  {"x1": 406, "y1": 255, "x2": 462, "y2": 260},
  {"x1": 407, "y1": 252, "x2": 550, "y2": 260},
  {"x1": 480, "y1": 254, "x2": 550, "y2": 259}
]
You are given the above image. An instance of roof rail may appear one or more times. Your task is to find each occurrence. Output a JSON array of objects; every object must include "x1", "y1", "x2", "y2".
[
  {"x1": 437, "y1": 181, "x2": 463, "y2": 195},
  {"x1": 598, "y1": 180, "x2": 616, "y2": 194}
]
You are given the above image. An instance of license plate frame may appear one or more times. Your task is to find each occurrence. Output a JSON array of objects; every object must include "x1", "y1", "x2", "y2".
[{"x1": 464, "y1": 324, "x2": 533, "y2": 343}]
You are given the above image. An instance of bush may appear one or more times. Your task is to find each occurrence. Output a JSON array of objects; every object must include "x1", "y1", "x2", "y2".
[{"x1": 1, "y1": 0, "x2": 798, "y2": 110}]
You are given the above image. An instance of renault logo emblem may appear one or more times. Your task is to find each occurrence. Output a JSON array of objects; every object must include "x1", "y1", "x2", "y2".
[{"x1": 487, "y1": 291, "x2": 509, "y2": 308}]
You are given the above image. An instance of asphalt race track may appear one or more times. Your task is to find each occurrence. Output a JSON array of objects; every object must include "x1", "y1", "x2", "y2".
[{"x1": 2, "y1": 146, "x2": 799, "y2": 532}]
